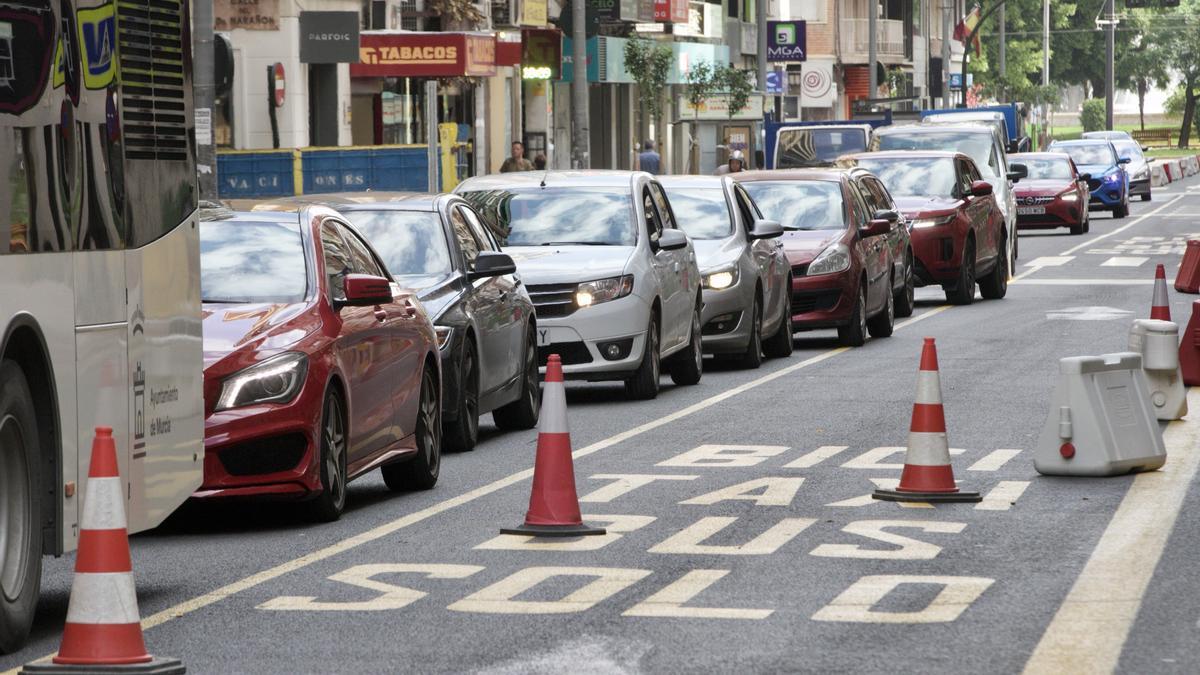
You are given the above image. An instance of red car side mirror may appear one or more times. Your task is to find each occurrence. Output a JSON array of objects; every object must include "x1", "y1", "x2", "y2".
[
  {"x1": 969, "y1": 180, "x2": 993, "y2": 197},
  {"x1": 859, "y1": 219, "x2": 892, "y2": 238},
  {"x1": 341, "y1": 274, "x2": 394, "y2": 307}
]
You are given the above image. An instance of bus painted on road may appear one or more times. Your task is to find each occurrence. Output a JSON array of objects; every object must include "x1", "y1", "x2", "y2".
[{"x1": 0, "y1": 0, "x2": 202, "y2": 652}]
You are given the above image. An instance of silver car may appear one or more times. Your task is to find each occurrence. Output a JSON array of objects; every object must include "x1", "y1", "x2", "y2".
[
  {"x1": 457, "y1": 171, "x2": 704, "y2": 400},
  {"x1": 659, "y1": 176, "x2": 793, "y2": 367}
]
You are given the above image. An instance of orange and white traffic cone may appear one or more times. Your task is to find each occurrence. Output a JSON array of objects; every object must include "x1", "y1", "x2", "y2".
[
  {"x1": 1152, "y1": 263, "x2": 1172, "y2": 321},
  {"x1": 874, "y1": 339, "x2": 981, "y2": 503},
  {"x1": 22, "y1": 428, "x2": 183, "y2": 675},
  {"x1": 501, "y1": 355, "x2": 606, "y2": 537}
]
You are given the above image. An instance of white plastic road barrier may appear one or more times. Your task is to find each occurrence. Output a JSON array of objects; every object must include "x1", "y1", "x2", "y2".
[
  {"x1": 1128, "y1": 319, "x2": 1188, "y2": 421},
  {"x1": 1034, "y1": 352, "x2": 1166, "y2": 477},
  {"x1": 1150, "y1": 162, "x2": 1170, "y2": 187}
]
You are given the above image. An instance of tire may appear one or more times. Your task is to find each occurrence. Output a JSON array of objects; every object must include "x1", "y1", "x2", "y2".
[
  {"x1": 946, "y1": 239, "x2": 976, "y2": 306},
  {"x1": 307, "y1": 389, "x2": 348, "y2": 522},
  {"x1": 838, "y1": 284, "x2": 868, "y2": 347},
  {"x1": 980, "y1": 237, "x2": 1009, "y2": 300},
  {"x1": 1141, "y1": 193, "x2": 1152, "y2": 202},
  {"x1": 493, "y1": 327, "x2": 540, "y2": 431},
  {"x1": 1070, "y1": 220, "x2": 1085, "y2": 235},
  {"x1": 382, "y1": 367, "x2": 441, "y2": 491},
  {"x1": 442, "y1": 340, "x2": 479, "y2": 452},
  {"x1": 1084, "y1": 208, "x2": 1091, "y2": 233},
  {"x1": 894, "y1": 254, "x2": 915, "y2": 318},
  {"x1": 669, "y1": 303, "x2": 703, "y2": 386},
  {"x1": 0, "y1": 360, "x2": 41, "y2": 655},
  {"x1": 762, "y1": 284, "x2": 795, "y2": 359},
  {"x1": 1114, "y1": 201, "x2": 1129, "y2": 219},
  {"x1": 736, "y1": 296, "x2": 763, "y2": 369},
  {"x1": 625, "y1": 315, "x2": 660, "y2": 400},
  {"x1": 866, "y1": 279, "x2": 895, "y2": 338}
]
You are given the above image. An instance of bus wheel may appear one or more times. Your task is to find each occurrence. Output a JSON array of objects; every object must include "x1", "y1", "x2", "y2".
[{"x1": 0, "y1": 359, "x2": 42, "y2": 654}]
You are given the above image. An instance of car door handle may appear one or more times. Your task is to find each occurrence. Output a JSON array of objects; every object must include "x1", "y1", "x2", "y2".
[
  {"x1": 401, "y1": 300, "x2": 418, "y2": 318},
  {"x1": 374, "y1": 308, "x2": 388, "y2": 322},
  {"x1": 673, "y1": 262, "x2": 680, "y2": 272}
]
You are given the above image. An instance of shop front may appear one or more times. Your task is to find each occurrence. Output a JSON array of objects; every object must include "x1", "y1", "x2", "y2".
[{"x1": 350, "y1": 31, "x2": 496, "y2": 182}]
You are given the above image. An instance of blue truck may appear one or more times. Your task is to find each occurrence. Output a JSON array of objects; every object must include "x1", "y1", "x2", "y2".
[
  {"x1": 918, "y1": 103, "x2": 1031, "y2": 153},
  {"x1": 764, "y1": 111, "x2": 894, "y2": 169}
]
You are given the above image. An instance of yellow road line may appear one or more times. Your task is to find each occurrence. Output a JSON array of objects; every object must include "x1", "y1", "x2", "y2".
[
  {"x1": 1024, "y1": 388, "x2": 1200, "y2": 674},
  {"x1": 6, "y1": 308, "x2": 952, "y2": 671}
]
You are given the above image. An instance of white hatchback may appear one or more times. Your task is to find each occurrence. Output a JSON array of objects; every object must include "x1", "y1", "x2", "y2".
[{"x1": 457, "y1": 171, "x2": 704, "y2": 400}]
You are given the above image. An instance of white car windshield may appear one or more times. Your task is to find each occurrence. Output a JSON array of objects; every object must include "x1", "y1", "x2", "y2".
[
  {"x1": 1055, "y1": 143, "x2": 1116, "y2": 167},
  {"x1": 461, "y1": 187, "x2": 636, "y2": 246}
]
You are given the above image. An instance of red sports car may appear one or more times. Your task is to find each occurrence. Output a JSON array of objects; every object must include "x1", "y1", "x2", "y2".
[
  {"x1": 840, "y1": 151, "x2": 1008, "y2": 305},
  {"x1": 734, "y1": 169, "x2": 902, "y2": 347},
  {"x1": 1010, "y1": 151, "x2": 1091, "y2": 234},
  {"x1": 196, "y1": 206, "x2": 442, "y2": 521}
]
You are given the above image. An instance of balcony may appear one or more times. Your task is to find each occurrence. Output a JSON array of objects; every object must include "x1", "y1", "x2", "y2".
[{"x1": 840, "y1": 18, "x2": 908, "y2": 65}]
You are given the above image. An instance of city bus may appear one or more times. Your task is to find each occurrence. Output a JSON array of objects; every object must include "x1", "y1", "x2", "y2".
[{"x1": 0, "y1": 0, "x2": 202, "y2": 652}]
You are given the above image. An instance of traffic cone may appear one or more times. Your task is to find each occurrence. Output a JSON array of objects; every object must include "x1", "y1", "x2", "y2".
[
  {"x1": 1174, "y1": 240, "x2": 1200, "y2": 293},
  {"x1": 873, "y1": 339, "x2": 981, "y2": 503},
  {"x1": 1151, "y1": 264, "x2": 1172, "y2": 321},
  {"x1": 1180, "y1": 301, "x2": 1200, "y2": 386},
  {"x1": 501, "y1": 355, "x2": 606, "y2": 537},
  {"x1": 22, "y1": 428, "x2": 184, "y2": 675}
]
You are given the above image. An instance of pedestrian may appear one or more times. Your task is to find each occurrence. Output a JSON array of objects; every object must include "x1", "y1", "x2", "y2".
[
  {"x1": 533, "y1": 153, "x2": 547, "y2": 170},
  {"x1": 638, "y1": 139, "x2": 661, "y2": 175},
  {"x1": 713, "y1": 150, "x2": 745, "y2": 175},
  {"x1": 500, "y1": 141, "x2": 534, "y2": 173}
]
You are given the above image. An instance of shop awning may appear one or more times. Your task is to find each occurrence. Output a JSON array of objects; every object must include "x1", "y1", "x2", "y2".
[{"x1": 351, "y1": 31, "x2": 496, "y2": 78}]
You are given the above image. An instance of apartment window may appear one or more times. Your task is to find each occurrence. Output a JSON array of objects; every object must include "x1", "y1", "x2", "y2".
[{"x1": 787, "y1": 0, "x2": 826, "y2": 22}]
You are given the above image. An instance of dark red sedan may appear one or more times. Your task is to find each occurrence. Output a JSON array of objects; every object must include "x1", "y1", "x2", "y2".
[
  {"x1": 734, "y1": 169, "x2": 898, "y2": 347},
  {"x1": 840, "y1": 151, "x2": 1008, "y2": 305},
  {"x1": 196, "y1": 206, "x2": 442, "y2": 521},
  {"x1": 1010, "y1": 151, "x2": 1091, "y2": 235}
]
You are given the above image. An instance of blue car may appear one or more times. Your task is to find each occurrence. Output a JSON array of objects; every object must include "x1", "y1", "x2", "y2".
[{"x1": 1047, "y1": 139, "x2": 1132, "y2": 218}]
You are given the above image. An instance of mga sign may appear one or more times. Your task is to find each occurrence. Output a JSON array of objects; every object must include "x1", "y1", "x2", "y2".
[{"x1": 766, "y1": 20, "x2": 806, "y2": 62}]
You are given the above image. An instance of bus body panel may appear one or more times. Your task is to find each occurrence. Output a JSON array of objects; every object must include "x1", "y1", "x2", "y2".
[{"x1": 125, "y1": 216, "x2": 204, "y2": 533}]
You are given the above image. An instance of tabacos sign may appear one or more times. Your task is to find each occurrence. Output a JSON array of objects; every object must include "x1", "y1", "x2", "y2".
[
  {"x1": 352, "y1": 32, "x2": 496, "y2": 77},
  {"x1": 766, "y1": 20, "x2": 806, "y2": 62}
]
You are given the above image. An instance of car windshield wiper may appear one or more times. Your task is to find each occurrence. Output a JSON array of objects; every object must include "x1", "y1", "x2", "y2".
[{"x1": 537, "y1": 241, "x2": 614, "y2": 246}]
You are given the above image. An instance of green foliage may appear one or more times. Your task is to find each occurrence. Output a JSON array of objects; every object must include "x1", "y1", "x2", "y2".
[
  {"x1": 1165, "y1": 86, "x2": 1188, "y2": 118},
  {"x1": 684, "y1": 61, "x2": 719, "y2": 117},
  {"x1": 1080, "y1": 99, "x2": 1106, "y2": 132},
  {"x1": 718, "y1": 65, "x2": 754, "y2": 120},
  {"x1": 624, "y1": 38, "x2": 673, "y2": 125}
]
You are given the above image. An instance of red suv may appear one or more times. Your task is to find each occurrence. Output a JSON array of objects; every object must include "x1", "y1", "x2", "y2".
[
  {"x1": 734, "y1": 169, "x2": 900, "y2": 347},
  {"x1": 197, "y1": 206, "x2": 442, "y2": 521},
  {"x1": 840, "y1": 151, "x2": 1008, "y2": 305},
  {"x1": 1010, "y1": 152, "x2": 1091, "y2": 235}
]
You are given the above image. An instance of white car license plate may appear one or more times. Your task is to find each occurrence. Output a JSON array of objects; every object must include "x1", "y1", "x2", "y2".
[
  {"x1": 1018, "y1": 206, "x2": 1046, "y2": 215},
  {"x1": 536, "y1": 328, "x2": 553, "y2": 347}
]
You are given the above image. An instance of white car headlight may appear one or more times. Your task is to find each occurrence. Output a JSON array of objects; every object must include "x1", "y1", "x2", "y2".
[
  {"x1": 575, "y1": 275, "x2": 634, "y2": 308},
  {"x1": 1133, "y1": 167, "x2": 1149, "y2": 181},
  {"x1": 1105, "y1": 172, "x2": 1122, "y2": 183},
  {"x1": 806, "y1": 243, "x2": 851, "y2": 276},
  {"x1": 216, "y1": 352, "x2": 308, "y2": 411},
  {"x1": 910, "y1": 215, "x2": 955, "y2": 229},
  {"x1": 703, "y1": 267, "x2": 739, "y2": 290}
]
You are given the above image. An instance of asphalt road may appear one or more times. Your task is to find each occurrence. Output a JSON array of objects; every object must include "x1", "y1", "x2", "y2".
[{"x1": 7, "y1": 177, "x2": 1200, "y2": 674}]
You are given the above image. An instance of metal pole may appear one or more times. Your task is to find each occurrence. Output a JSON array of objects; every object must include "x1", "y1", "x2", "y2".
[
  {"x1": 570, "y1": 0, "x2": 590, "y2": 169},
  {"x1": 756, "y1": 0, "x2": 767, "y2": 108},
  {"x1": 1105, "y1": 0, "x2": 1115, "y2": 130},
  {"x1": 1043, "y1": 0, "x2": 1050, "y2": 142},
  {"x1": 941, "y1": 1, "x2": 951, "y2": 108},
  {"x1": 998, "y1": 2, "x2": 1005, "y2": 100},
  {"x1": 193, "y1": 0, "x2": 216, "y2": 200},
  {"x1": 426, "y1": 80, "x2": 438, "y2": 192},
  {"x1": 868, "y1": 0, "x2": 878, "y2": 96}
]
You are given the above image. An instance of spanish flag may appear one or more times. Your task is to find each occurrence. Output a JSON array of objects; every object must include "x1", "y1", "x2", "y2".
[{"x1": 954, "y1": 3, "x2": 982, "y2": 57}]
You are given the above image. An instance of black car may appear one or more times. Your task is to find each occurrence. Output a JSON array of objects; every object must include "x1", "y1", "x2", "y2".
[{"x1": 252, "y1": 194, "x2": 540, "y2": 452}]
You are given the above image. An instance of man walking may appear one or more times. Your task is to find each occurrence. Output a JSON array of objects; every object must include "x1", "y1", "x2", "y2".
[
  {"x1": 638, "y1": 139, "x2": 661, "y2": 175},
  {"x1": 500, "y1": 141, "x2": 534, "y2": 173}
]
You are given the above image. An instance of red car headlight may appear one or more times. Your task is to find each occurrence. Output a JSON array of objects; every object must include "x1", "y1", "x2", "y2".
[{"x1": 216, "y1": 352, "x2": 309, "y2": 411}]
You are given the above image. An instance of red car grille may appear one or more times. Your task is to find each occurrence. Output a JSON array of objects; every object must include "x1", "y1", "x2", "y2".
[{"x1": 1018, "y1": 196, "x2": 1056, "y2": 206}]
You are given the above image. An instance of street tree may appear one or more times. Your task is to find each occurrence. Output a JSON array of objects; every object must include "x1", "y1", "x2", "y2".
[
  {"x1": 624, "y1": 37, "x2": 673, "y2": 153},
  {"x1": 683, "y1": 61, "x2": 719, "y2": 173},
  {"x1": 1153, "y1": 0, "x2": 1200, "y2": 146},
  {"x1": 719, "y1": 64, "x2": 754, "y2": 120}
]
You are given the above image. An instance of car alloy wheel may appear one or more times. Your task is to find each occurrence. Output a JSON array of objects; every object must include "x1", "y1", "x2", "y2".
[
  {"x1": 838, "y1": 285, "x2": 868, "y2": 347},
  {"x1": 308, "y1": 392, "x2": 348, "y2": 522},
  {"x1": 444, "y1": 344, "x2": 479, "y2": 452},
  {"x1": 493, "y1": 328, "x2": 540, "y2": 431},
  {"x1": 895, "y1": 255, "x2": 916, "y2": 318},
  {"x1": 738, "y1": 298, "x2": 763, "y2": 369},
  {"x1": 669, "y1": 304, "x2": 703, "y2": 386},
  {"x1": 947, "y1": 240, "x2": 976, "y2": 306},
  {"x1": 625, "y1": 316, "x2": 660, "y2": 400},
  {"x1": 867, "y1": 281, "x2": 894, "y2": 338}
]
